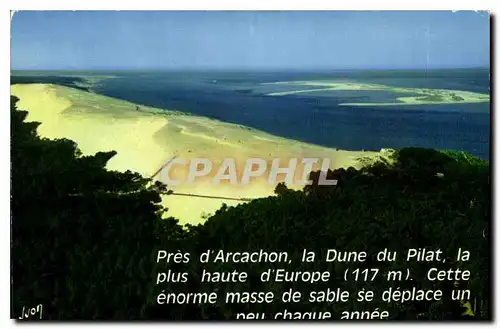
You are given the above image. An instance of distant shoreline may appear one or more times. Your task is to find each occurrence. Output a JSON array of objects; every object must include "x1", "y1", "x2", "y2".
[{"x1": 264, "y1": 81, "x2": 491, "y2": 106}]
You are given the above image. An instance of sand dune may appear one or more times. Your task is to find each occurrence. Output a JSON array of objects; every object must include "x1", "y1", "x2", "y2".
[{"x1": 11, "y1": 83, "x2": 380, "y2": 224}]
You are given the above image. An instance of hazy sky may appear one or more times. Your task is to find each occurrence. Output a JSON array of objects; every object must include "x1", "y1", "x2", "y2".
[{"x1": 11, "y1": 11, "x2": 490, "y2": 70}]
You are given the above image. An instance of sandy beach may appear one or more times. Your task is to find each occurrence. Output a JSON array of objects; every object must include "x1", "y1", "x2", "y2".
[
  {"x1": 11, "y1": 83, "x2": 381, "y2": 224},
  {"x1": 265, "y1": 81, "x2": 490, "y2": 106}
]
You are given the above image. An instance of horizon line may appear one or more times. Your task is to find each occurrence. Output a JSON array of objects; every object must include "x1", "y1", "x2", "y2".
[{"x1": 10, "y1": 66, "x2": 491, "y2": 72}]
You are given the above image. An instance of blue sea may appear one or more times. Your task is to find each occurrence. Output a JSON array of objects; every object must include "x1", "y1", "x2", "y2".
[{"x1": 13, "y1": 68, "x2": 492, "y2": 160}]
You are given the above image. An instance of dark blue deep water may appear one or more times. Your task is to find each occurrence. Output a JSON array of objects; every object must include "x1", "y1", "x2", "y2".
[{"x1": 40, "y1": 69, "x2": 496, "y2": 160}]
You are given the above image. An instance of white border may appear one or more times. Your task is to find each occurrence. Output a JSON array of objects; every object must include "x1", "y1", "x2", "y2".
[
  {"x1": 2, "y1": 1, "x2": 498, "y2": 328},
  {"x1": 5, "y1": 1, "x2": 498, "y2": 11}
]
